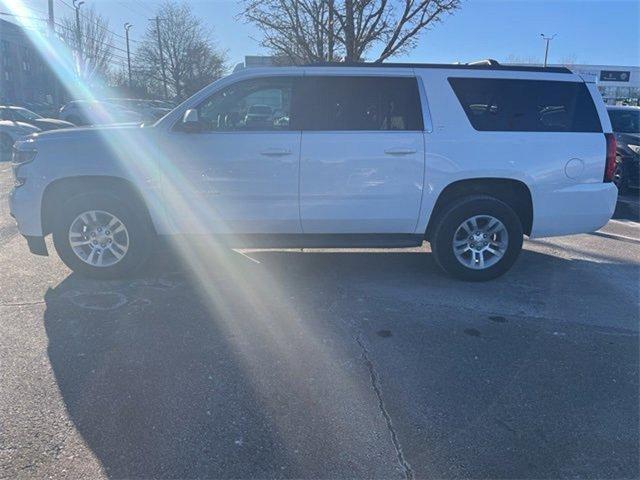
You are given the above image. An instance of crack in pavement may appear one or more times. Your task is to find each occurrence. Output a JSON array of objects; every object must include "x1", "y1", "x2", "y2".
[{"x1": 356, "y1": 336, "x2": 414, "y2": 480}]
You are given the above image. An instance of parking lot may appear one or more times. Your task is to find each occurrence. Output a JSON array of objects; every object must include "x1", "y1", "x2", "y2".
[{"x1": 0, "y1": 163, "x2": 638, "y2": 478}]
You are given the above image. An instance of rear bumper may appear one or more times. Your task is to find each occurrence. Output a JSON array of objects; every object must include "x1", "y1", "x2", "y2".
[{"x1": 530, "y1": 183, "x2": 618, "y2": 238}]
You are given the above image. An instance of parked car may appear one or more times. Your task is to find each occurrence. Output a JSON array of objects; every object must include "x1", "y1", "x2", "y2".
[
  {"x1": 9, "y1": 61, "x2": 617, "y2": 281},
  {"x1": 607, "y1": 105, "x2": 639, "y2": 193},
  {"x1": 22, "y1": 101, "x2": 59, "y2": 119},
  {"x1": 0, "y1": 106, "x2": 75, "y2": 131},
  {"x1": 0, "y1": 120, "x2": 39, "y2": 161},
  {"x1": 106, "y1": 98, "x2": 172, "y2": 122},
  {"x1": 59, "y1": 100, "x2": 142, "y2": 126}
]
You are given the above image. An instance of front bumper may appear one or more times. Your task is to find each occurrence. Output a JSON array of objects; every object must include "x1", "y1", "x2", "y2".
[{"x1": 8, "y1": 162, "x2": 45, "y2": 238}]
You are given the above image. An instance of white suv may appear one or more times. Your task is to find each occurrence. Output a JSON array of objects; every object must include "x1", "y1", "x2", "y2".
[{"x1": 9, "y1": 61, "x2": 618, "y2": 281}]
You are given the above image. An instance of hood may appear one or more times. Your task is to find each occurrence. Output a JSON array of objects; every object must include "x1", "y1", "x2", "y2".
[
  {"x1": 0, "y1": 120, "x2": 41, "y2": 135},
  {"x1": 27, "y1": 123, "x2": 146, "y2": 144},
  {"x1": 31, "y1": 118, "x2": 76, "y2": 130}
]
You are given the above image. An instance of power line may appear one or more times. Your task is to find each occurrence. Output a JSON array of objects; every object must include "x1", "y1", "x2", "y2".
[
  {"x1": 114, "y1": 0, "x2": 149, "y2": 20},
  {"x1": 54, "y1": 21, "x2": 132, "y2": 55},
  {"x1": 54, "y1": 0, "x2": 140, "y2": 43}
]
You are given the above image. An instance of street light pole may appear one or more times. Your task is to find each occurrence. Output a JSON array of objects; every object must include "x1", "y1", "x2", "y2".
[
  {"x1": 151, "y1": 16, "x2": 169, "y2": 99},
  {"x1": 124, "y1": 23, "x2": 133, "y2": 90},
  {"x1": 540, "y1": 33, "x2": 556, "y2": 68}
]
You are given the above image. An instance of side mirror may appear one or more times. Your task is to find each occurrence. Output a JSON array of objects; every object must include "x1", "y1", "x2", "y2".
[{"x1": 181, "y1": 108, "x2": 201, "y2": 132}]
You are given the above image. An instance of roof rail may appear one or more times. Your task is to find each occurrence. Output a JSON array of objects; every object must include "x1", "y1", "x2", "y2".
[
  {"x1": 466, "y1": 59, "x2": 500, "y2": 66},
  {"x1": 301, "y1": 61, "x2": 572, "y2": 74}
]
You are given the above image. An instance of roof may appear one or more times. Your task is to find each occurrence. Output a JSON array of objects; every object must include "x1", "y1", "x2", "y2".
[
  {"x1": 303, "y1": 60, "x2": 572, "y2": 74},
  {"x1": 606, "y1": 105, "x2": 640, "y2": 110}
]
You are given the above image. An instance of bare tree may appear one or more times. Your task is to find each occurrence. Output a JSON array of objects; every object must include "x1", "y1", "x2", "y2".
[
  {"x1": 559, "y1": 54, "x2": 578, "y2": 66},
  {"x1": 59, "y1": 6, "x2": 114, "y2": 82},
  {"x1": 242, "y1": 0, "x2": 460, "y2": 63},
  {"x1": 135, "y1": 1, "x2": 226, "y2": 100},
  {"x1": 504, "y1": 54, "x2": 542, "y2": 66}
]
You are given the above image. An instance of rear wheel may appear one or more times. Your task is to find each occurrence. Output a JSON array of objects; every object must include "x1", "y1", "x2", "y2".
[
  {"x1": 430, "y1": 195, "x2": 523, "y2": 281},
  {"x1": 52, "y1": 192, "x2": 153, "y2": 278}
]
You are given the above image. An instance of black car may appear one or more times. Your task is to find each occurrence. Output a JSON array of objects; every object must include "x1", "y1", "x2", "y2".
[
  {"x1": 607, "y1": 106, "x2": 640, "y2": 193},
  {"x1": 0, "y1": 106, "x2": 76, "y2": 130}
]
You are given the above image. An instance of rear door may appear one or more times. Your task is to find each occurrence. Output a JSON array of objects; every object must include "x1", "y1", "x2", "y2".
[{"x1": 298, "y1": 73, "x2": 425, "y2": 233}]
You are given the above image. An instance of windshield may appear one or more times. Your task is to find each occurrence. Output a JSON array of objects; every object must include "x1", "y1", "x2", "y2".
[
  {"x1": 13, "y1": 108, "x2": 42, "y2": 121},
  {"x1": 248, "y1": 105, "x2": 272, "y2": 115},
  {"x1": 608, "y1": 109, "x2": 640, "y2": 133}
]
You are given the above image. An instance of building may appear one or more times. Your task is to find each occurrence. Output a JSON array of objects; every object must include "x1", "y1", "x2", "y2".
[
  {"x1": 566, "y1": 64, "x2": 639, "y2": 104},
  {"x1": 0, "y1": 19, "x2": 58, "y2": 108}
]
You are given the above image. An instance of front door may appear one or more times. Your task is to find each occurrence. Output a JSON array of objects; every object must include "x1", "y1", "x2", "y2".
[{"x1": 163, "y1": 75, "x2": 302, "y2": 234}]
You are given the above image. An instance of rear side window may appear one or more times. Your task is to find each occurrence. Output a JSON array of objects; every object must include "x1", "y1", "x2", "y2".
[
  {"x1": 448, "y1": 78, "x2": 602, "y2": 133},
  {"x1": 296, "y1": 76, "x2": 423, "y2": 131}
]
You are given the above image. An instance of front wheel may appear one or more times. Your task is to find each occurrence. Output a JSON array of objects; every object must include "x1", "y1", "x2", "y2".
[
  {"x1": 52, "y1": 192, "x2": 153, "y2": 278},
  {"x1": 430, "y1": 195, "x2": 524, "y2": 281}
]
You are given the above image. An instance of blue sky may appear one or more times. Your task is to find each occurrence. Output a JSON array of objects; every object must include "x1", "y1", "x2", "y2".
[{"x1": 9, "y1": 0, "x2": 640, "y2": 69}]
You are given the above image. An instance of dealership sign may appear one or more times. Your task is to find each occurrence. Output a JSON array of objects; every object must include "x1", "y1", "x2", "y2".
[{"x1": 600, "y1": 70, "x2": 631, "y2": 82}]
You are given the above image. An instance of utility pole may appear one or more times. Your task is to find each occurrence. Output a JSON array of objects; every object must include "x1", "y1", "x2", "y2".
[
  {"x1": 72, "y1": 0, "x2": 85, "y2": 65},
  {"x1": 151, "y1": 16, "x2": 168, "y2": 99},
  {"x1": 540, "y1": 33, "x2": 556, "y2": 68},
  {"x1": 124, "y1": 23, "x2": 133, "y2": 90},
  {"x1": 48, "y1": 0, "x2": 62, "y2": 109},
  {"x1": 47, "y1": 0, "x2": 54, "y2": 34}
]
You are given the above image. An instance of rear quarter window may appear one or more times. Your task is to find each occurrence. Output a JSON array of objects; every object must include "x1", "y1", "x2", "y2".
[{"x1": 448, "y1": 78, "x2": 602, "y2": 133}]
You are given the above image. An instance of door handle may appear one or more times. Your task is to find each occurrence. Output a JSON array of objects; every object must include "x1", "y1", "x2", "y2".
[
  {"x1": 384, "y1": 148, "x2": 417, "y2": 155},
  {"x1": 260, "y1": 148, "x2": 292, "y2": 156}
]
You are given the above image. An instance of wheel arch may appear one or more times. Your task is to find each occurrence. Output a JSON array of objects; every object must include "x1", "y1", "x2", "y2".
[
  {"x1": 425, "y1": 178, "x2": 533, "y2": 240},
  {"x1": 41, "y1": 175, "x2": 157, "y2": 236}
]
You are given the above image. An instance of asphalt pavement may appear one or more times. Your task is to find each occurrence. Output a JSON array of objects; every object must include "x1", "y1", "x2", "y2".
[{"x1": 0, "y1": 162, "x2": 638, "y2": 479}]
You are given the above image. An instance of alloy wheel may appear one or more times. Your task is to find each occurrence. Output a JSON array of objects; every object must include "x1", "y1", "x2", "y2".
[
  {"x1": 68, "y1": 210, "x2": 129, "y2": 267},
  {"x1": 452, "y1": 215, "x2": 509, "y2": 270}
]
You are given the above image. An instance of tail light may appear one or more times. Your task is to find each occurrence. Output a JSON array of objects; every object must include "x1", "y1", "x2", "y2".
[{"x1": 604, "y1": 133, "x2": 617, "y2": 182}]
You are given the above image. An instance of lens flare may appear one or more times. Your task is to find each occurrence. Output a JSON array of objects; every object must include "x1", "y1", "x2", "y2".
[{"x1": 3, "y1": 0, "x2": 376, "y2": 455}]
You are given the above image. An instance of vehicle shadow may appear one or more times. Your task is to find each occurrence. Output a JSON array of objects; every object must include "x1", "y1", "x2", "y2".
[{"x1": 42, "y1": 246, "x2": 640, "y2": 478}]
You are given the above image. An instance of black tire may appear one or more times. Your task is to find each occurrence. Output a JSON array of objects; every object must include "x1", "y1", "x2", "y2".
[
  {"x1": 430, "y1": 195, "x2": 524, "y2": 281},
  {"x1": 52, "y1": 191, "x2": 154, "y2": 279}
]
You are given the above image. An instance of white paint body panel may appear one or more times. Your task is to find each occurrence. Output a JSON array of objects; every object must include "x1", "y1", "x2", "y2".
[
  {"x1": 9, "y1": 65, "x2": 617, "y2": 243},
  {"x1": 413, "y1": 68, "x2": 617, "y2": 238},
  {"x1": 164, "y1": 130, "x2": 302, "y2": 234},
  {"x1": 299, "y1": 131, "x2": 424, "y2": 233}
]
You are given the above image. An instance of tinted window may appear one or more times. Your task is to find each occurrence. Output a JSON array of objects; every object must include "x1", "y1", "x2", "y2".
[
  {"x1": 297, "y1": 76, "x2": 423, "y2": 131},
  {"x1": 448, "y1": 78, "x2": 602, "y2": 132},
  {"x1": 197, "y1": 77, "x2": 294, "y2": 131},
  {"x1": 608, "y1": 109, "x2": 640, "y2": 134}
]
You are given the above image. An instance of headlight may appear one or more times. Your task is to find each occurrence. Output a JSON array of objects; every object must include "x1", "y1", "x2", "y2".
[
  {"x1": 628, "y1": 144, "x2": 640, "y2": 155},
  {"x1": 12, "y1": 148, "x2": 37, "y2": 165}
]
